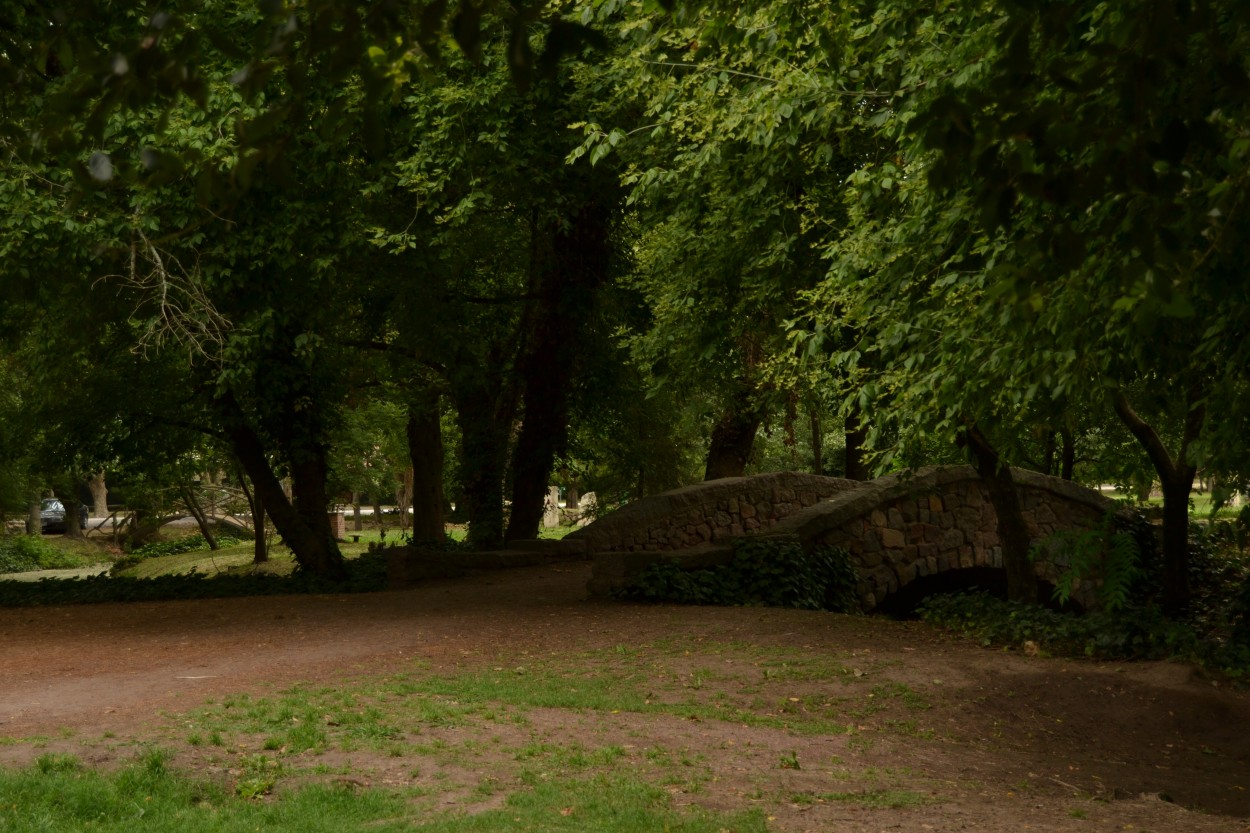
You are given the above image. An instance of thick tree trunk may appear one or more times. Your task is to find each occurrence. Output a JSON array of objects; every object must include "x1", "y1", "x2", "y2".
[
  {"x1": 704, "y1": 392, "x2": 764, "y2": 481},
  {"x1": 26, "y1": 493, "x2": 40, "y2": 535},
  {"x1": 224, "y1": 407, "x2": 346, "y2": 580},
  {"x1": 87, "y1": 471, "x2": 108, "y2": 517},
  {"x1": 456, "y1": 388, "x2": 511, "y2": 550},
  {"x1": 506, "y1": 202, "x2": 610, "y2": 541},
  {"x1": 1113, "y1": 390, "x2": 1201, "y2": 613},
  {"x1": 963, "y1": 426, "x2": 1040, "y2": 604},
  {"x1": 844, "y1": 406, "x2": 870, "y2": 481},
  {"x1": 407, "y1": 396, "x2": 445, "y2": 543},
  {"x1": 58, "y1": 482, "x2": 83, "y2": 540}
]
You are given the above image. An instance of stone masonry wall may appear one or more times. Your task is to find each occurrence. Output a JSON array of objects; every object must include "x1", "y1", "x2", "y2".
[
  {"x1": 770, "y1": 466, "x2": 1120, "y2": 610},
  {"x1": 584, "y1": 466, "x2": 1125, "y2": 609},
  {"x1": 566, "y1": 472, "x2": 860, "y2": 554}
]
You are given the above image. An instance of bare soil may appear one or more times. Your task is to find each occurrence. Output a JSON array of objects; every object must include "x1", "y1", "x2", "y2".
[{"x1": 0, "y1": 562, "x2": 1247, "y2": 831}]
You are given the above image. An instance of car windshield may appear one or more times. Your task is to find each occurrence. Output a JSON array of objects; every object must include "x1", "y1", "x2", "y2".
[{"x1": 41, "y1": 499, "x2": 64, "y2": 511}]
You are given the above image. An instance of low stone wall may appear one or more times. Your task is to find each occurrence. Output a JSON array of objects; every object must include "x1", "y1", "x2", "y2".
[{"x1": 565, "y1": 472, "x2": 860, "y2": 554}]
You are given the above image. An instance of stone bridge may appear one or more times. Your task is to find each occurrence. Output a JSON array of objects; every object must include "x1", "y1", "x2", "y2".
[{"x1": 575, "y1": 467, "x2": 1126, "y2": 611}]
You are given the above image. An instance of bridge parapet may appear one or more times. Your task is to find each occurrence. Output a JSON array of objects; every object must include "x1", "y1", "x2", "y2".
[{"x1": 584, "y1": 466, "x2": 1129, "y2": 610}]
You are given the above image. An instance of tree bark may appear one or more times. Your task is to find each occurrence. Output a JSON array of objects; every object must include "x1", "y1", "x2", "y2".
[
  {"x1": 222, "y1": 399, "x2": 346, "y2": 580},
  {"x1": 962, "y1": 425, "x2": 1040, "y2": 604},
  {"x1": 455, "y1": 385, "x2": 511, "y2": 550},
  {"x1": 25, "y1": 493, "x2": 40, "y2": 536},
  {"x1": 809, "y1": 406, "x2": 824, "y2": 475},
  {"x1": 844, "y1": 406, "x2": 870, "y2": 481},
  {"x1": 1060, "y1": 428, "x2": 1076, "y2": 481},
  {"x1": 1112, "y1": 390, "x2": 1201, "y2": 612},
  {"x1": 506, "y1": 202, "x2": 610, "y2": 541},
  {"x1": 237, "y1": 470, "x2": 267, "y2": 564},
  {"x1": 704, "y1": 389, "x2": 765, "y2": 481},
  {"x1": 57, "y1": 481, "x2": 83, "y2": 540},
  {"x1": 407, "y1": 395, "x2": 446, "y2": 543},
  {"x1": 178, "y1": 484, "x2": 219, "y2": 550},
  {"x1": 87, "y1": 471, "x2": 108, "y2": 517}
]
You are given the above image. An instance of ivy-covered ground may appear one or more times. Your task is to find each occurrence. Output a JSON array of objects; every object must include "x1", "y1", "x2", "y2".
[{"x1": 0, "y1": 563, "x2": 1246, "y2": 832}]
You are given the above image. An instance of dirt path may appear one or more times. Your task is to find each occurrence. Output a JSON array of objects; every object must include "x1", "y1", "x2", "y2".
[{"x1": 0, "y1": 563, "x2": 1247, "y2": 831}]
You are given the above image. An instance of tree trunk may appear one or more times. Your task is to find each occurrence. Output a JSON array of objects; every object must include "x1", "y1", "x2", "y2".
[
  {"x1": 223, "y1": 402, "x2": 346, "y2": 580},
  {"x1": 844, "y1": 406, "x2": 869, "y2": 481},
  {"x1": 456, "y1": 387, "x2": 511, "y2": 550},
  {"x1": 26, "y1": 493, "x2": 40, "y2": 535},
  {"x1": 1113, "y1": 390, "x2": 1201, "y2": 613},
  {"x1": 87, "y1": 471, "x2": 108, "y2": 517},
  {"x1": 506, "y1": 201, "x2": 610, "y2": 541},
  {"x1": 407, "y1": 397, "x2": 445, "y2": 543},
  {"x1": 1060, "y1": 428, "x2": 1075, "y2": 481},
  {"x1": 179, "y1": 484, "x2": 219, "y2": 550},
  {"x1": 809, "y1": 406, "x2": 824, "y2": 475},
  {"x1": 963, "y1": 425, "x2": 1039, "y2": 604},
  {"x1": 58, "y1": 482, "x2": 83, "y2": 540},
  {"x1": 704, "y1": 391, "x2": 764, "y2": 480},
  {"x1": 237, "y1": 471, "x2": 267, "y2": 564},
  {"x1": 351, "y1": 492, "x2": 363, "y2": 532}
]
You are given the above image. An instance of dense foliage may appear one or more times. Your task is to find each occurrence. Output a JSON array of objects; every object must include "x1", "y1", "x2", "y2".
[{"x1": 618, "y1": 535, "x2": 859, "y2": 613}]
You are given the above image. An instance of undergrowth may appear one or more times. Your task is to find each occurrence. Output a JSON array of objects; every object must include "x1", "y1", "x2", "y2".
[
  {"x1": 616, "y1": 534, "x2": 859, "y2": 612},
  {"x1": 919, "y1": 591, "x2": 1250, "y2": 679},
  {"x1": 0, "y1": 552, "x2": 390, "y2": 607},
  {"x1": 0, "y1": 535, "x2": 88, "y2": 573}
]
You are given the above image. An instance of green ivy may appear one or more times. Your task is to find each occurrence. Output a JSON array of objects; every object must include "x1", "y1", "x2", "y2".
[
  {"x1": 918, "y1": 591, "x2": 1250, "y2": 680},
  {"x1": 617, "y1": 535, "x2": 859, "y2": 613}
]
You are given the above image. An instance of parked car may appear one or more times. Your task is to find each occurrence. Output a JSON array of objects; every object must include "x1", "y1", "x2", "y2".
[{"x1": 40, "y1": 498, "x2": 88, "y2": 533}]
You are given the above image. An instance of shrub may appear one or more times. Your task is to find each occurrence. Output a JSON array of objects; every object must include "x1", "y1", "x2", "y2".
[
  {"x1": 0, "y1": 535, "x2": 85, "y2": 573},
  {"x1": 918, "y1": 591, "x2": 1250, "y2": 679},
  {"x1": 617, "y1": 534, "x2": 859, "y2": 613}
]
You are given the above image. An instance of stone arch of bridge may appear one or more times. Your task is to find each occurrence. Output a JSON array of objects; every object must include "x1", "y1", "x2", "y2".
[{"x1": 581, "y1": 466, "x2": 1125, "y2": 611}]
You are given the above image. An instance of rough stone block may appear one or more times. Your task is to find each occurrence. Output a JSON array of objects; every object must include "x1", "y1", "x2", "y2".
[
  {"x1": 871, "y1": 509, "x2": 887, "y2": 527},
  {"x1": 859, "y1": 551, "x2": 883, "y2": 568},
  {"x1": 959, "y1": 546, "x2": 974, "y2": 568},
  {"x1": 938, "y1": 512, "x2": 955, "y2": 530},
  {"x1": 741, "y1": 503, "x2": 756, "y2": 519},
  {"x1": 940, "y1": 528, "x2": 965, "y2": 549},
  {"x1": 888, "y1": 507, "x2": 904, "y2": 527},
  {"x1": 744, "y1": 517, "x2": 759, "y2": 530},
  {"x1": 929, "y1": 495, "x2": 944, "y2": 512},
  {"x1": 881, "y1": 527, "x2": 905, "y2": 549},
  {"x1": 907, "y1": 522, "x2": 927, "y2": 542},
  {"x1": 862, "y1": 533, "x2": 881, "y2": 553},
  {"x1": 728, "y1": 497, "x2": 739, "y2": 514},
  {"x1": 730, "y1": 523, "x2": 744, "y2": 536}
]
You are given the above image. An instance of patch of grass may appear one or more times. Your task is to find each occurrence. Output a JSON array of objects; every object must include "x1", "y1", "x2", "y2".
[
  {"x1": 404, "y1": 775, "x2": 767, "y2": 833},
  {"x1": 814, "y1": 788, "x2": 930, "y2": 809},
  {"x1": 0, "y1": 752, "x2": 411, "y2": 832}
]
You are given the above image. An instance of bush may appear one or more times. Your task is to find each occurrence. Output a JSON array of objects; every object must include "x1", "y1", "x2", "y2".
[
  {"x1": 0, "y1": 552, "x2": 391, "y2": 607},
  {"x1": 918, "y1": 591, "x2": 1250, "y2": 679},
  {"x1": 617, "y1": 535, "x2": 859, "y2": 613},
  {"x1": 0, "y1": 535, "x2": 85, "y2": 573}
]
